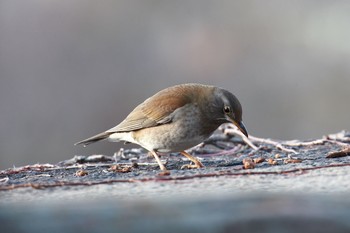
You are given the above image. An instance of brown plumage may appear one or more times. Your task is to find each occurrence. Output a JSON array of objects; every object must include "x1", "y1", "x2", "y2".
[{"x1": 75, "y1": 83, "x2": 248, "y2": 171}]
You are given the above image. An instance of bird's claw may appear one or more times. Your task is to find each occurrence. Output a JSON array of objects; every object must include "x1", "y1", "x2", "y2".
[{"x1": 180, "y1": 162, "x2": 204, "y2": 170}]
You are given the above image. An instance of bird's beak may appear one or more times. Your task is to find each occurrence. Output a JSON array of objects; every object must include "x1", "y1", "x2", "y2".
[
  {"x1": 225, "y1": 115, "x2": 249, "y2": 137},
  {"x1": 238, "y1": 121, "x2": 248, "y2": 137},
  {"x1": 233, "y1": 121, "x2": 248, "y2": 138}
]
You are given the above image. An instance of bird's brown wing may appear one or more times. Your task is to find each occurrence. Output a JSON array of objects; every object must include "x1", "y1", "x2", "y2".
[{"x1": 106, "y1": 89, "x2": 191, "y2": 133}]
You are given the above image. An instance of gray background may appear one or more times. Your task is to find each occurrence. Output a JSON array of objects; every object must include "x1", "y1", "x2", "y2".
[{"x1": 1, "y1": 0, "x2": 349, "y2": 169}]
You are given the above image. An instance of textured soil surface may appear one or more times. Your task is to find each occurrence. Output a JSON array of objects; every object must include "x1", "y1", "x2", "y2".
[{"x1": 1, "y1": 130, "x2": 350, "y2": 233}]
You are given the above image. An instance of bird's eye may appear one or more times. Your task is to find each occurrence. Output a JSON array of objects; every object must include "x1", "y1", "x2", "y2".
[{"x1": 223, "y1": 106, "x2": 231, "y2": 114}]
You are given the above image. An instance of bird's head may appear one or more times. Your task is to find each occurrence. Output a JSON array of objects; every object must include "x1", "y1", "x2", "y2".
[{"x1": 209, "y1": 87, "x2": 248, "y2": 137}]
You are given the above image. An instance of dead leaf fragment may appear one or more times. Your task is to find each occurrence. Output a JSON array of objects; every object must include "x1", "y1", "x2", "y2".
[
  {"x1": 158, "y1": 171, "x2": 171, "y2": 176},
  {"x1": 253, "y1": 157, "x2": 265, "y2": 163},
  {"x1": 284, "y1": 158, "x2": 302, "y2": 164},
  {"x1": 268, "y1": 158, "x2": 278, "y2": 165},
  {"x1": 75, "y1": 170, "x2": 88, "y2": 176},
  {"x1": 326, "y1": 148, "x2": 350, "y2": 158},
  {"x1": 109, "y1": 165, "x2": 132, "y2": 173},
  {"x1": 243, "y1": 158, "x2": 255, "y2": 169}
]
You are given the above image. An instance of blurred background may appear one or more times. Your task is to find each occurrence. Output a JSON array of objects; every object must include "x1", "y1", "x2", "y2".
[{"x1": 0, "y1": 0, "x2": 349, "y2": 170}]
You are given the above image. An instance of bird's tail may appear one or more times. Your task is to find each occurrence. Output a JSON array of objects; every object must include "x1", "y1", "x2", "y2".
[{"x1": 74, "y1": 132, "x2": 112, "y2": 146}]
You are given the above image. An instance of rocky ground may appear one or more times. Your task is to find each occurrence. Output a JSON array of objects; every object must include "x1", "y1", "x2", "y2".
[{"x1": 1, "y1": 129, "x2": 350, "y2": 233}]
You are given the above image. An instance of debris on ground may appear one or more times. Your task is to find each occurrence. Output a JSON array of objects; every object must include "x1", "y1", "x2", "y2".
[{"x1": 0, "y1": 130, "x2": 349, "y2": 191}]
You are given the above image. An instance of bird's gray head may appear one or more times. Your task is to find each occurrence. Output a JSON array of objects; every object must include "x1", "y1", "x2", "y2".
[{"x1": 210, "y1": 87, "x2": 248, "y2": 137}]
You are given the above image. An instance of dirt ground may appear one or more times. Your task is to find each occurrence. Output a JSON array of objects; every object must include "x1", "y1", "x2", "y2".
[{"x1": 1, "y1": 130, "x2": 350, "y2": 232}]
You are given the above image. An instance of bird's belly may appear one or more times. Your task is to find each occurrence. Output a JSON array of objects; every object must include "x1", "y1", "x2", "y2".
[
  {"x1": 133, "y1": 121, "x2": 214, "y2": 153},
  {"x1": 155, "y1": 134, "x2": 207, "y2": 153}
]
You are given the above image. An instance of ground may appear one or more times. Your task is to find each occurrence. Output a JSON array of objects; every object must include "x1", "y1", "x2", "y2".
[{"x1": 1, "y1": 129, "x2": 350, "y2": 233}]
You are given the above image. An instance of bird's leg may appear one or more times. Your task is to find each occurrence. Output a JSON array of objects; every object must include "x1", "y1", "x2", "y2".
[
  {"x1": 180, "y1": 151, "x2": 204, "y2": 169},
  {"x1": 150, "y1": 150, "x2": 167, "y2": 171}
]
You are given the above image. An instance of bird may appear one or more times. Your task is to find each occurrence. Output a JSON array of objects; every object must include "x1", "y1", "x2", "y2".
[{"x1": 75, "y1": 83, "x2": 248, "y2": 171}]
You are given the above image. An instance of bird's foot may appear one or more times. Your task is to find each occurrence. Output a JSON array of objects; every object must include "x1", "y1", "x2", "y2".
[
  {"x1": 158, "y1": 170, "x2": 171, "y2": 176},
  {"x1": 179, "y1": 151, "x2": 204, "y2": 169},
  {"x1": 181, "y1": 162, "x2": 204, "y2": 170}
]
